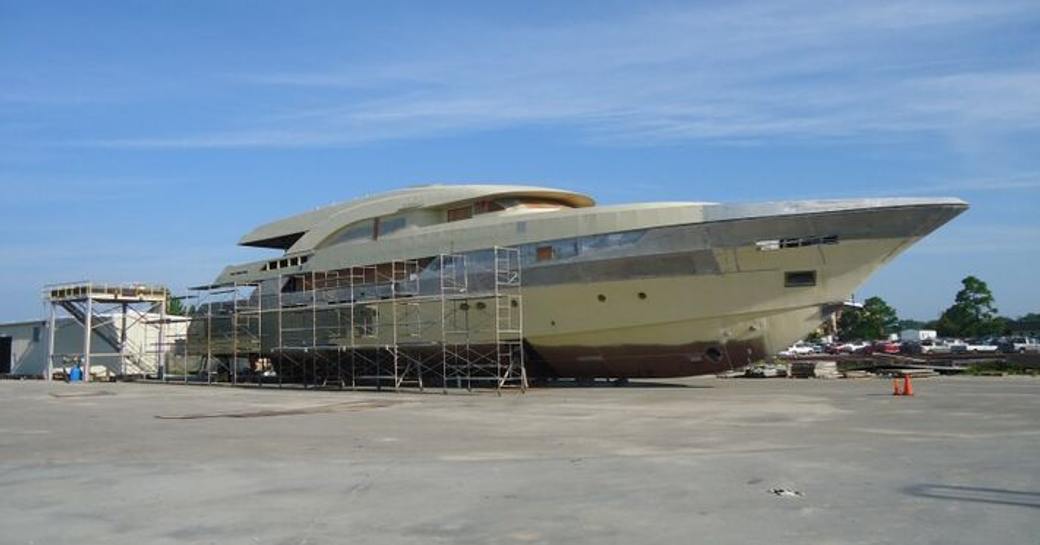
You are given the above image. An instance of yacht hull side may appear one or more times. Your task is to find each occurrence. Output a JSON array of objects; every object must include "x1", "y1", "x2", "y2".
[{"x1": 522, "y1": 235, "x2": 918, "y2": 378}]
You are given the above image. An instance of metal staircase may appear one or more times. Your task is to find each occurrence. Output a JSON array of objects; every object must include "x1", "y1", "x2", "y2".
[{"x1": 57, "y1": 300, "x2": 153, "y2": 375}]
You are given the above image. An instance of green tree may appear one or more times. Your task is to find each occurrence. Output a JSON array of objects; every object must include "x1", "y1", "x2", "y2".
[
  {"x1": 896, "y1": 318, "x2": 928, "y2": 331},
  {"x1": 837, "y1": 296, "x2": 899, "y2": 340},
  {"x1": 1007, "y1": 312, "x2": 1040, "y2": 336},
  {"x1": 166, "y1": 297, "x2": 185, "y2": 316},
  {"x1": 936, "y1": 276, "x2": 1001, "y2": 337}
]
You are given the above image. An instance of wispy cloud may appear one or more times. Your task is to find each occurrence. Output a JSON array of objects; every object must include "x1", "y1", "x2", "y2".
[
  {"x1": 939, "y1": 176, "x2": 1040, "y2": 192},
  {"x1": 886, "y1": 173, "x2": 1040, "y2": 196},
  {"x1": 785, "y1": 172, "x2": 1040, "y2": 201},
  {"x1": 908, "y1": 225, "x2": 1040, "y2": 255},
  {"x1": 0, "y1": 177, "x2": 195, "y2": 206},
  {"x1": 80, "y1": 0, "x2": 1040, "y2": 149}
]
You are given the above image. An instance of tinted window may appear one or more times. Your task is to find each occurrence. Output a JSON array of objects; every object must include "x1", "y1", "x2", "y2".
[
  {"x1": 552, "y1": 239, "x2": 579, "y2": 259},
  {"x1": 580, "y1": 231, "x2": 644, "y2": 253},
  {"x1": 378, "y1": 216, "x2": 406, "y2": 237},
  {"x1": 328, "y1": 220, "x2": 374, "y2": 245},
  {"x1": 785, "y1": 270, "x2": 817, "y2": 287}
]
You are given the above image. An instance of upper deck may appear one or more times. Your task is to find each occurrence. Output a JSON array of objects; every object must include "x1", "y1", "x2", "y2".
[{"x1": 239, "y1": 184, "x2": 595, "y2": 252}]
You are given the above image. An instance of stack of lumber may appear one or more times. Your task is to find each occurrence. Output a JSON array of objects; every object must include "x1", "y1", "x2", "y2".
[
  {"x1": 889, "y1": 368, "x2": 938, "y2": 378},
  {"x1": 790, "y1": 360, "x2": 840, "y2": 379}
]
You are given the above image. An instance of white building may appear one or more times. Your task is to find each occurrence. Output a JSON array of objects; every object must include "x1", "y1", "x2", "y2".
[
  {"x1": 899, "y1": 329, "x2": 938, "y2": 343},
  {"x1": 0, "y1": 313, "x2": 187, "y2": 379}
]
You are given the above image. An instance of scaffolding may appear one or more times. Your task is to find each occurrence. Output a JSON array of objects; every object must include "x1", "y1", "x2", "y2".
[
  {"x1": 169, "y1": 247, "x2": 527, "y2": 393},
  {"x1": 174, "y1": 282, "x2": 264, "y2": 385},
  {"x1": 42, "y1": 282, "x2": 170, "y2": 382},
  {"x1": 147, "y1": 310, "x2": 190, "y2": 382}
]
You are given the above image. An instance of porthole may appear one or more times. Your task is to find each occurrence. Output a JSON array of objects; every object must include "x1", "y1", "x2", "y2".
[
  {"x1": 705, "y1": 347, "x2": 723, "y2": 363},
  {"x1": 637, "y1": 292, "x2": 647, "y2": 300},
  {"x1": 597, "y1": 294, "x2": 607, "y2": 302},
  {"x1": 476, "y1": 301, "x2": 487, "y2": 310}
]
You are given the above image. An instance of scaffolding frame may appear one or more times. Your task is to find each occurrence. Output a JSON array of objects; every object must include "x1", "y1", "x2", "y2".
[
  {"x1": 170, "y1": 282, "x2": 263, "y2": 385},
  {"x1": 177, "y1": 247, "x2": 526, "y2": 393},
  {"x1": 145, "y1": 310, "x2": 190, "y2": 382},
  {"x1": 42, "y1": 282, "x2": 170, "y2": 382}
]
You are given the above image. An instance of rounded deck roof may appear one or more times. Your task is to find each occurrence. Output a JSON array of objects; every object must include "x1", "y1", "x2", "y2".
[{"x1": 239, "y1": 184, "x2": 596, "y2": 251}]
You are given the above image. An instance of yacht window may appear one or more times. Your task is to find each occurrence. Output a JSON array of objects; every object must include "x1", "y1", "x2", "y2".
[
  {"x1": 473, "y1": 200, "x2": 505, "y2": 215},
  {"x1": 580, "y1": 231, "x2": 645, "y2": 253},
  {"x1": 785, "y1": 270, "x2": 817, "y2": 287},
  {"x1": 759, "y1": 235, "x2": 840, "y2": 250},
  {"x1": 552, "y1": 239, "x2": 579, "y2": 259},
  {"x1": 328, "y1": 220, "x2": 375, "y2": 245},
  {"x1": 497, "y1": 197, "x2": 568, "y2": 210},
  {"x1": 447, "y1": 206, "x2": 473, "y2": 222},
  {"x1": 521, "y1": 201, "x2": 563, "y2": 209},
  {"x1": 756, "y1": 240, "x2": 781, "y2": 251},
  {"x1": 536, "y1": 246, "x2": 554, "y2": 262},
  {"x1": 780, "y1": 235, "x2": 839, "y2": 248},
  {"x1": 378, "y1": 216, "x2": 407, "y2": 238}
]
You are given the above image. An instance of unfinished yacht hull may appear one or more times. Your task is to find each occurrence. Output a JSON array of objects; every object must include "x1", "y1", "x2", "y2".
[{"x1": 198, "y1": 185, "x2": 966, "y2": 380}]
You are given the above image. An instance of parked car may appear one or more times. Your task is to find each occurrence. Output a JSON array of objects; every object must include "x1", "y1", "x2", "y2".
[
  {"x1": 947, "y1": 339, "x2": 969, "y2": 354},
  {"x1": 964, "y1": 338, "x2": 999, "y2": 353},
  {"x1": 999, "y1": 336, "x2": 1040, "y2": 354},
  {"x1": 904, "y1": 338, "x2": 952, "y2": 355},
  {"x1": 832, "y1": 341, "x2": 871, "y2": 354},
  {"x1": 867, "y1": 340, "x2": 901, "y2": 355},
  {"x1": 779, "y1": 341, "x2": 816, "y2": 357}
]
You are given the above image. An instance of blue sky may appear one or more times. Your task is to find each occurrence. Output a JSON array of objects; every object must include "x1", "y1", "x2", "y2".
[{"x1": 2, "y1": 0, "x2": 1038, "y2": 322}]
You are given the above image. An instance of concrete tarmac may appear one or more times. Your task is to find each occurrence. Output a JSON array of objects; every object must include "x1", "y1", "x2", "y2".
[{"x1": 1, "y1": 376, "x2": 1037, "y2": 544}]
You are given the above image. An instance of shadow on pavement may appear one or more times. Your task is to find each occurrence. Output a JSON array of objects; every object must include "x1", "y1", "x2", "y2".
[
  {"x1": 903, "y1": 484, "x2": 1040, "y2": 509},
  {"x1": 534, "y1": 379, "x2": 713, "y2": 389}
]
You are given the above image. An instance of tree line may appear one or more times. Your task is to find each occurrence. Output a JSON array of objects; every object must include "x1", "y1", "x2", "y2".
[{"x1": 834, "y1": 275, "x2": 1035, "y2": 341}]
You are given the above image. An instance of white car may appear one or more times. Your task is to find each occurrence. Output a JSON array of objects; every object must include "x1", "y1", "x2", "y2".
[
  {"x1": 964, "y1": 339, "x2": 999, "y2": 353},
  {"x1": 838, "y1": 341, "x2": 870, "y2": 354},
  {"x1": 947, "y1": 339, "x2": 969, "y2": 354},
  {"x1": 918, "y1": 339, "x2": 952, "y2": 354},
  {"x1": 779, "y1": 341, "x2": 816, "y2": 357},
  {"x1": 1000, "y1": 337, "x2": 1040, "y2": 353}
]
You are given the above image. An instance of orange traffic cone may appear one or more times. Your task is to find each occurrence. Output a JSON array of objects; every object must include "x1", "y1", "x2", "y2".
[
  {"x1": 903, "y1": 375, "x2": 914, "y2": 396},
  {"x1": 892, "y1": 378, "x2": 901, "y2": 396}
]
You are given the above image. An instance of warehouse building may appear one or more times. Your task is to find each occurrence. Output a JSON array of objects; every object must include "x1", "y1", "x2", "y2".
[{"x1": 0, "y1": 312, "x2": 185, "y2": 379}]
